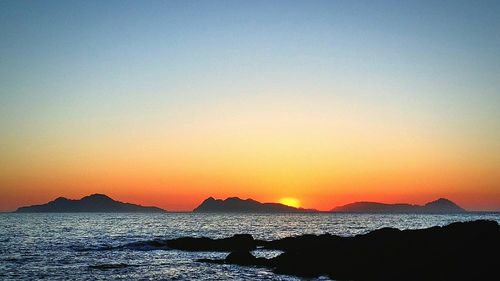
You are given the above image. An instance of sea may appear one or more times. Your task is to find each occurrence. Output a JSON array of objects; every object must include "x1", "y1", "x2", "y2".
[{"x1": 1, "y1": 212, "x2": 499, "y2": 280}]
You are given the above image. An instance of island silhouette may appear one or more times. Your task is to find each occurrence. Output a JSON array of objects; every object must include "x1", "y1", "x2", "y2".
[
  {"x1": 15, "y1": 194, "x2": 469, "y2": 213},
  {"x1": 193, "y1": 197, "x2": 317, "y2": 213},
  {"x1": 15, "y1": 194, "x2": 165, "y2": 213},
  {"x1": 331, "y1": 198, "x2": 466, "y2": 213},
  {"x1": 193, "y1": 196, "x2": 467, "y2": 213}
]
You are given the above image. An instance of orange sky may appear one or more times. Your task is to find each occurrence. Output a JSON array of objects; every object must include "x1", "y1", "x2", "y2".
[
  {"x1": 1, "y1": 2, "x2": 500, "y2": 212},
  {"x1": 1, "y1": 97, "x2": 499, "y2": 212}
]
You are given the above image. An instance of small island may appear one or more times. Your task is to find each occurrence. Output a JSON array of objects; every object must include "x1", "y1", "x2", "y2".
[
  {"x1": 331, "y1": 198, "x2": 466, "y2": 213},
  {"x1": 192, "y1": 196, "x2": 466, "y2": 214},
  {"x1": 15, "y1": 194, "x2": 166, "y2": 213},
  {"x1": 193, "y1": 197, "x2": 318, "y2": 213},
  {"x1": 14, "y1": 194, "x2": 467, "y2": 214}
]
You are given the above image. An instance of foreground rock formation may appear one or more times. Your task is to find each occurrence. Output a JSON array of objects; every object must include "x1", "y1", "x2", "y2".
[{"x1": 168, "y1": 220, "x2": 499, "y2": 280}]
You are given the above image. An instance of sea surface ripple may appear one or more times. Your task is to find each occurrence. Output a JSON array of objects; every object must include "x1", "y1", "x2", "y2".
[{"x1": 1, "y1": 212, "x2": 499, "y2": 280}]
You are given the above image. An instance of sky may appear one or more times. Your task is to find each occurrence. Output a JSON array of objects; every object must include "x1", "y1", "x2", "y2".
[{"x1": 1, "y1": 0, "x2": 499, "y2": 211}]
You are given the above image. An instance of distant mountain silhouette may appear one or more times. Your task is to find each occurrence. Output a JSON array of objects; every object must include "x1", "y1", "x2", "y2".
[
  {"x1": 193, "y1": 197, "x2": 317, "y2": 213},
  {"x1": 331, "y1": 198, "x2": 466, "y2": 213},
  {"x1": 15, "y1": 194, "x2": 165, "y2": 213}
]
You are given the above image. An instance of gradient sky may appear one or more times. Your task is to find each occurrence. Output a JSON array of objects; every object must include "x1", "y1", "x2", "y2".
[{"x1": 1, "y1": 0, "x2": 499, "y2": 211}]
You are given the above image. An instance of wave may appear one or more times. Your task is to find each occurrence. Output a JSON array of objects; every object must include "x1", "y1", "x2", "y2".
[
  {"x1": 71, "y1": 239, "x2": 171, "y2": 252},
  {"x1": 117, "y1": 239, "x2": 170, "y2": 251},
  {"x1": 70, "y1": 244, "x2": 115, "y2": 252}
]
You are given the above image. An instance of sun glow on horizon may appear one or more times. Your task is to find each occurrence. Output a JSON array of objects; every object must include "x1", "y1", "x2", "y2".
[{"x1": 279, "y1": 197, "x2": 301, "y2": 208}]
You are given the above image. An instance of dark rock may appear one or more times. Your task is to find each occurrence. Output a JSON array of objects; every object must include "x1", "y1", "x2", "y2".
[
  {"x1": 225, "y1": 251, "x2": 257, "y2": 265},
  {"x1": 183, "y1": 220, "x2": 500, "y2": 280},
  {"x1": 269, "y1": 220, "x2": 499, "y2": 280},
  {"x1": 196, "y1": 258, "x2": 225, "y2": 264}
]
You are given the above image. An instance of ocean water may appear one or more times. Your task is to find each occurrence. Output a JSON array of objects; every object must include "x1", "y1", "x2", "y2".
[{"x1": 1, "y1": 212, "x2": 499, "y2": 280}]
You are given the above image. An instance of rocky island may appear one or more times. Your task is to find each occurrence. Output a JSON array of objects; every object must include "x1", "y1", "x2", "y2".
[
  {"x1": 193, "y1": 197, "x2": 317, "y2": 213},
  {"x1": 331, "y1": 198, "x2": 466, "y2": 213},
  {"x1": 15, "y1": 194, "x2": 166, "y2": 213}
]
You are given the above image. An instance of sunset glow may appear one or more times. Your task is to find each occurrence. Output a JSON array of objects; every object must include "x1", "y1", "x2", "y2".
[
  {"x1": 0, "y1": 1, "x2": 499, "y2": 212},
  {"x1": 279, "y1": 198, "x2": 301, "y2": 208}
]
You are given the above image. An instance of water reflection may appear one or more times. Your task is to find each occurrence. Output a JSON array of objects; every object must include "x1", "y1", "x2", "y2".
[{"x1": 1, "y1": 212, "x2": 499, "y2": 280}]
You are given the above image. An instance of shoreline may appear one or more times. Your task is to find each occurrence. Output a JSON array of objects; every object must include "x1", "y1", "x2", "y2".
[{"x1": 166, "y1": 220, "x2": 499, "y2": 280}]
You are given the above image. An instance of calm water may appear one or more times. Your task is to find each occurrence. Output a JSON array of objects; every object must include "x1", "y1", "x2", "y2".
[{"x1": 1, "y1": 212, "x2": 499, "y2": 280}]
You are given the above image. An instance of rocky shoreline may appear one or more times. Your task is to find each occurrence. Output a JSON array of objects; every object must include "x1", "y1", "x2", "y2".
[{"x1": 166, "y1": 220, "x2": 499, "y2": 280}]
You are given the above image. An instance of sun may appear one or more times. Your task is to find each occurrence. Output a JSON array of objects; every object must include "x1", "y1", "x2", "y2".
[{"x1": 279, "y1": 197, "x2": 301, "y2": 208}]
